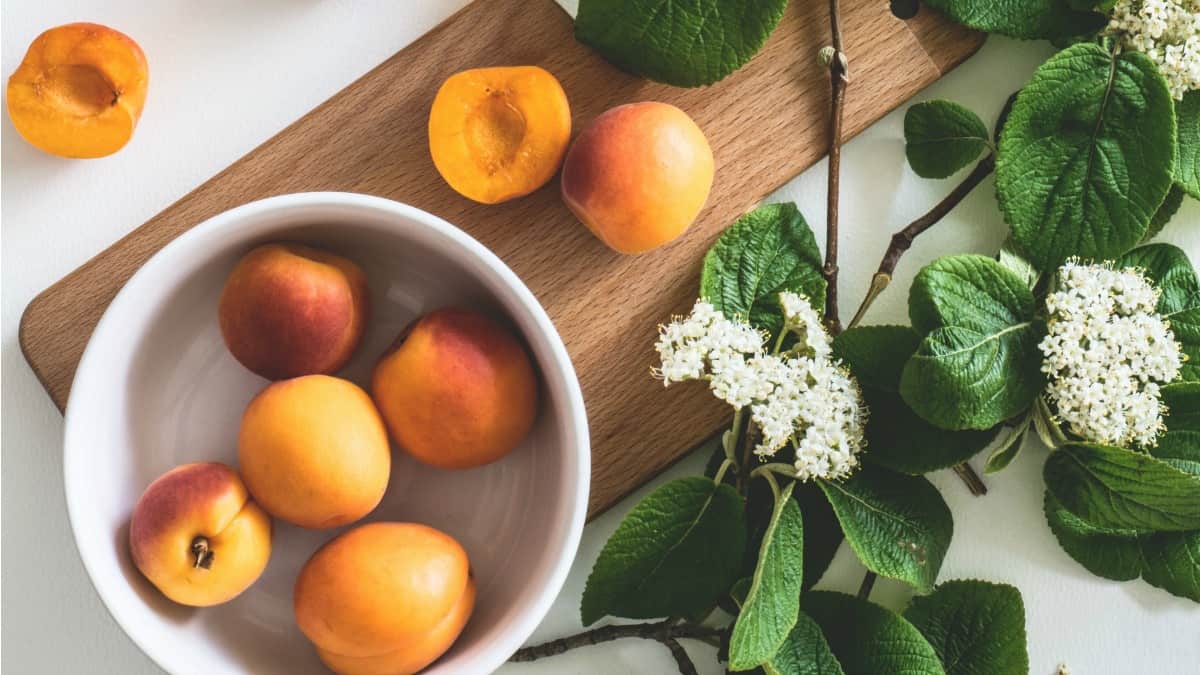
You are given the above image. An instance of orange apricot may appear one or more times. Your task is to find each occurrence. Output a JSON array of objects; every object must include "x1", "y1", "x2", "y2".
[
  {"x1": 371, "y1": 307, "x2": 539, "y2": 470},
  {"x1": 7, "y1": 22, "x2": 148, "y2": 158},
  {"x1": 129, "y1": 462, "x2": 272, "y2": 607},
  {"x1": 219, "y1": 243, "x2": 370, "y2": 381},
  {"x1": 294, "y1": 522, "x2": 475, "y2": 675},
  {"x1": 561, "y1": 102, "x2": 714, "y2": 254},
  {"x1": 238, "y1": 375, "x2": 390, "y2": 529},
  {"x1": 429, "y1": 66, "x2": 571, "y2": 204}
]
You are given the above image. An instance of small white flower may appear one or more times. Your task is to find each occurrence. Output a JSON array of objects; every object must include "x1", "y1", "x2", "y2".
[
  {"x1": 779, "y1": 291, "x2": 833, "y2": 359},
  {"x1": 654, "y1": 296, "x2": 866, "y2": 481},
  {"x1": 1038, "y1": 261, "x2": 1184, "y2": 448},
  {"x1": 654, "y1": 300, "x2": 764, "y2": 384},
  {"x1": 1109, "y1": 0, "x2": 1200, "y2": 99}
]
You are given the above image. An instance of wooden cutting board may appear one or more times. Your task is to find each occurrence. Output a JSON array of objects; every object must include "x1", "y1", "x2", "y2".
[{"x1": 20, "y1": 0, "x2": 982, "y2": 517}]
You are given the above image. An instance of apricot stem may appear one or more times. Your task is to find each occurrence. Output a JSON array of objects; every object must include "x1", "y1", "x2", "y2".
[{"x1": 191, "y1": 536, "x2": 214, "y2": 570}]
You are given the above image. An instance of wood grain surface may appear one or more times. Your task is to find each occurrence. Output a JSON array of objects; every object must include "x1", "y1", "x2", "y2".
[{"x1": 20, "y1": 0, "x2": 982, "y2": 517}]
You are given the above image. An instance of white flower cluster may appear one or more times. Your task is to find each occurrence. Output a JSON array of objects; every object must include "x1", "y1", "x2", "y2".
[
  {"x1": 1039, "y1": 261, "x2": 1184, "y2": 448},
  {"x1": 654, "y1": 293, "x2": 866, "y2": 481},
  {"x1": 1109, "y1": 0, "x2": 1200, "y2": 99}
]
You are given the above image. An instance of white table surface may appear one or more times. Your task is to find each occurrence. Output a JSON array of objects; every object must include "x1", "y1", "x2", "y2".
[{"x1": 3, "y1": 1, "x2": 1198, "y2": 673}]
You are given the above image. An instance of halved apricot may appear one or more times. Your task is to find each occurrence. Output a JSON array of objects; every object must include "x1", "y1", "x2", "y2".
[
  {"x1": 7, "y1": 22, "x2": 148, "y2": 158},
  {"x1": 429, "y1": 66, "x2": 570, "y2": 204}
]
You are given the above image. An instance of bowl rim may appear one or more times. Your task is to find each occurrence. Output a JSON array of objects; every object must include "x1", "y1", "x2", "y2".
[{"x1": 62, "y1": 191, "x2": 591, "y2": 675}]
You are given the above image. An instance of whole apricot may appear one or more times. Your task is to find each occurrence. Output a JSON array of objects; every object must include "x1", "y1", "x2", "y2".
[
  {"x1": 561, "y1": 102, "x2": 714, "y2": 254},
  {"x1": 238, "y1": 375, "x2": 390, "y2": 529},
  {"x1": 219, "y1": 243, "x2": 370, "y2": 380},
  {"x1": 294, "y1": 522, "x2": 475, "y2": 675},
  {"x1": 371, "y1": 308, "x2": 538, "y2": 470},
  {"x1": 129, "y1": 462, "x2": 272, "y2": 607},
  {"x1": 429, "y1": 66, "x2": 571, "y2": 204},
  {"x1": 7, "y1": 23, "x2": 148, "y2": 158}
]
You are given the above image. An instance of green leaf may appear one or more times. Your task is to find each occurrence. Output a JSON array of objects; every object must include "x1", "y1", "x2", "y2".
[
  {"x1": 902, "y1": 255, "x2": 1045, "y2": 430},
  {"x1": 1139, "y1": 530, "x2": 1200, "y2": 602},
  {"x1": 1177, "y1": 91, "x2": 1200, "y2": 199},
  {"x1": 804, "y1": 591, "x2": 946, "y2": 675},
  {"x1": 905, "y1": 100, "x2": 991, "y2": 179},
  {"x1": 1162, "y1": 382, "x2": 1200, "y2": 431},
  {"x1": 580, "y1": 477, "x2": 747, "y2": 625},
  {"x1": 864, "y1": 389, "x2": 1001, "y2": 474},
  {"x1": 1155, "y1": 432, "x2": 1200, "y2": 476},
  {"x1": 818, "y1": 466, "x2": 953, "y2": 592},
  {"x1": 997, "y1": 240, "x2": 1040, "y2": 290},
  {"x1": 996, "y1": 43, "x2": 1177, "y2": 270},
  {"x1": 701, "y1": 202, "x2": 826, "y2": 338},
  {"x1": 1044, "y1": 490, "x2": 1144, "y2": 581},
  {"x1": 730, "y1": 483, "x2": 805, "y2": 671},
  {"x1": 730, "y1": 576, "x2": 752, "y2": 606},
  {"x1": 728, "y1": 544, "x2": 845, "y2": 674},
  {"x1": 833, "y1": 326, "x2": 921, "y2": 393},
  {"x1": 994, "y1": 91, "x2": 1020, "y2": 146},
  {"x1": 836, "y1": 326, "x2": 1000, "y2": 474},
  {"x1": 983, "y1": 418, "x2": 1030, "y2": 474},
  {"x1": 1043, "y1": 442, "x2": 1200, "y2": 532},
  {"x1": 1117, "y1": 244, "x2": 1200, "y2": 381},
  {"x1": 1045, "y1": 491, "x2": 1200, "y2": 602},
  {"x1": 1139, "y1": 443, "x2": 1200, "y2": 602},
  {"x1": 575, "y1": 0, "x2": 787, "y2": 87},
  {"x1": 765, "y1": 611, "x2": 847, "y2": 675},
  {"x1": 904, "y1": 580, "x2": 1029, "y2": 675},
  {"x1": 796, "y1": 482, "x2": 843, "y2": 591},
  {"x1": 922, "y1": 0, "x2": 1104, "y2": 41},
  {"x1": 1145, "y1": 185, "x2": 1184, "y2": 241},
  {"x1": 908, "y1": 256, "x2": 1035, "y2": 336}
]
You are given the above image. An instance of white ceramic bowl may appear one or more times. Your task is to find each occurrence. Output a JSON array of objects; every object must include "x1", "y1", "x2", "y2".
[{"x1": 62, "y1": 192, "x2": 590, "y2": 675}]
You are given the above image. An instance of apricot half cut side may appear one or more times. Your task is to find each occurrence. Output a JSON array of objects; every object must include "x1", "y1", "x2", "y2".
[
  {"x1": 429, "y1": 66, "x2": 571, "y2": 204},
  {"x1": 7, "y1": 22, "x2": 148, "y2": 158}
]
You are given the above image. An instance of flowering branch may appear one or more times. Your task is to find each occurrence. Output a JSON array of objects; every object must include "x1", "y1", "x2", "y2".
[
  {"x1": 847, "y1": 154, "x2": 996, "y2": 329},
  {"x1": 510, "y1": 620, "x2": 722, "y2": 668},
  {"x1": 822, "y1": 0, "x2": 849, "y2": 333}
]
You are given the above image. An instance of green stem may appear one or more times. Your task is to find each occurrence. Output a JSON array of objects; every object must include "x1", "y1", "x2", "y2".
[
  {"x1": 755, "y1": 462, "x2": 799, "y2": 478},
  {"x1": 752, "y1": 466, "x2": 783, "y2": 503},
  {"x1": 772, "y1": 324, "x2": 789, "y2": 354},
  {"x1": 713, "y1": 458, "x2": 734, "y2": 486},
  {"x1": 733, "y1": 412, "x2": 755, "y2": 494},
  {"x1": 725, "y1": 409, "x2": 745, "y2": 464},
  {"x1": 1034, "y1": 396, "x2": 1068, "y2": 448}
]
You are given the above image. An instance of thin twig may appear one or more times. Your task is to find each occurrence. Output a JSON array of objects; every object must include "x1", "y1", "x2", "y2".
[
  {"x1": 848, "y1": 154, "x2": 996, "y2": 328},
  {"x1": 857, "y1": 571, "x2": 877, "y2": 600},
  {"x1": 663, "y1": 638, "x2": 700, "y2": 675},
  {"x1": 510, "y1": 620, "x2": 722, "y2": 663},
  {"x1": 823, "y1": 0, "x2": 849, "y2": 334},
  {"x1": 952, "y1": 463, "x2": 988, "y2": 496}
]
